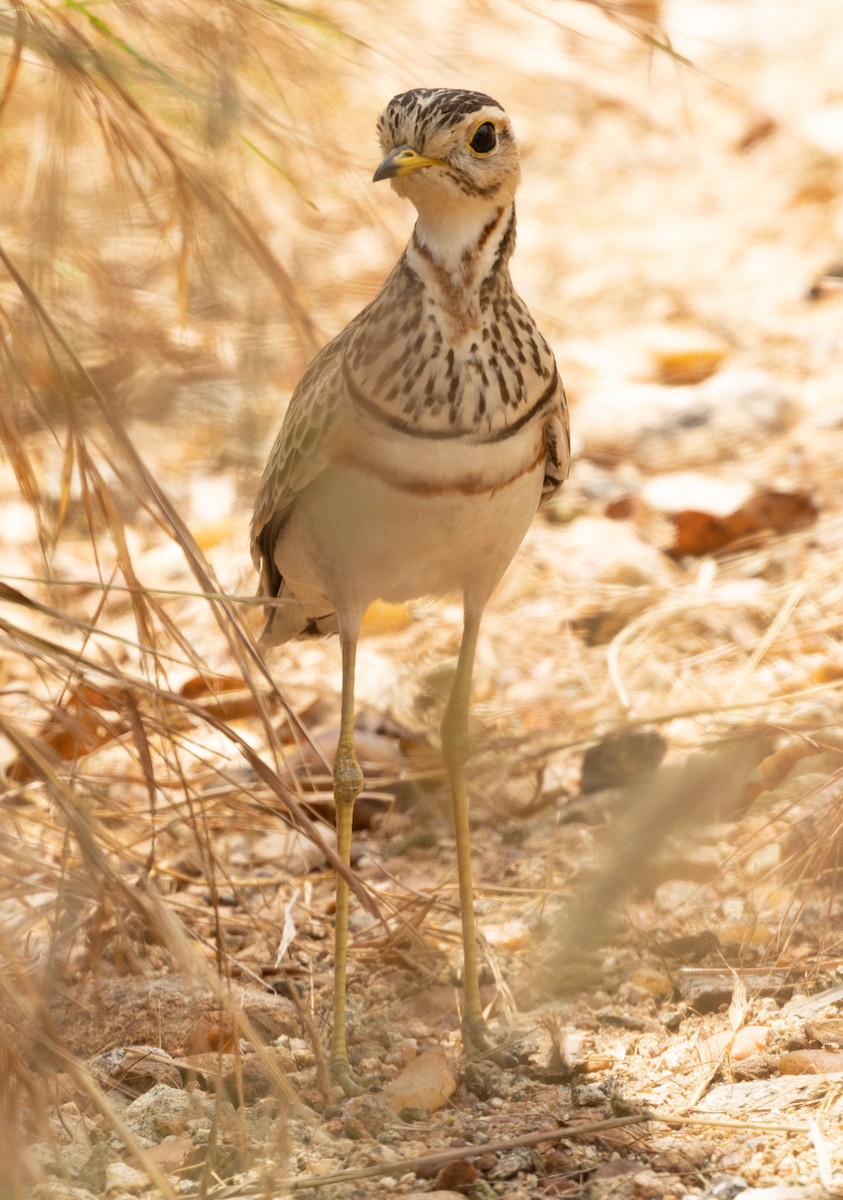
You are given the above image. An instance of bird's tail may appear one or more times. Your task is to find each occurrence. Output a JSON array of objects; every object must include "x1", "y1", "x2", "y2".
[{"x1": 258, "y1": 585, "x2": 339, "y2": 646}]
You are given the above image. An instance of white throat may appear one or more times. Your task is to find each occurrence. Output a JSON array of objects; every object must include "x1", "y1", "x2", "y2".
[{"x1": 412, "y1": 197, "x2": 514, "y2": 278}]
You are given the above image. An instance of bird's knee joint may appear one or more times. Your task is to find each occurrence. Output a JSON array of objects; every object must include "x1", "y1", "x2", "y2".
[{"x1": 334, "y1": 743, "x2": 364, "y2": 807}]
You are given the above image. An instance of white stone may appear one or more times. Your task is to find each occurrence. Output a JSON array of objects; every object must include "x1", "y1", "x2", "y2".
[{"x1": 105, "y1": 1162, "x2": 149, "y2": 1194}]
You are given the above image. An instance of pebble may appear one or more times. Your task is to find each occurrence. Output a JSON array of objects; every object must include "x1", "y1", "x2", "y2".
[
  {"x1": 31, "y1": 1187, "x2": 98, "y2": 1200},
  {"x1": 250, "y1": 827, "x2": 333, "y2": 874},
  {"x1": 385, "y1": 1037, "x2": 419, "y2": 1068},
  {"x1": 145, "y1": 1134, "x2": 195, "y2": 1173},
  {"x1": 122, "y1": 1082, "x2": 214, "y2": 1142},
  {"x1": 438, "y1": 1159, "x2": 478, "y2": 1191},
  {"x1": 641, "y1": 323, "x2": 730, "y2": 385},
  {"x1": 779, "y1": 1048, "x2": 843, "y2": 1074},
  {"x1": 104, "y1": 1162, "x2": 149, "y2": 1195},
  {"x1": 88, "y1": 1045, "x2": 183, "y2": 1097},
  {"x1": 403, "y1": 1193, "x2": 468, "y2": 1199},
  {"x1": 641, "y1": 471, "x2": 752, "y2": 516},
  {"x1": 805, "y1": 1016, "x2": 843, "y2": 1046},
  {"x1": 695, "y1": 1026, "x2": 770, "y2": 1063},
  {"x1": 628, "y1": 964, "x2": 673, "y2": 997},
  {"x1": 381, "y1": 1047, "x2": 457, "y2": 1115},
  {"x1": 342, "y1": 1093, "x2": 396, "y2": 1137},
  {"x1": 576, "y1": 369, "x2": 796, "y2": 469},
  {"x1": 545, "y1": 516, "x2": 676, "y2": 588}
]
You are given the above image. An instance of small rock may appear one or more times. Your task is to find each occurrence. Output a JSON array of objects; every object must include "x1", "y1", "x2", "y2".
[
  {"x1": 221, "y1": 1047, "x2": 297, "y2": 1104},
  {"x1": 571, "y1": 1080, "x2": 613, "y2": 1108},
  {"x1": 342, "y1": 1116, "x2": 369, "y2": 1140},
  {"x1": 45, "y1": 978, "x2": 299, "y2": 1058},
  {"x1": 381, "y1": 1047, "x2": 456, "y2": 1115},
  {"x1": 641, "y1": 471, "x2": 752, "y2": 517},
  {"x1": 736, "y1": 1190, "x2": 833, "y2": 1200},
  {"x1": 628, "y1": 965, "x2": 673, "y2": 997},
  {"x1": 802, "y1": 102, "x2": 843, "y2": 155},
  {"x1": 251, "y1": 827, "x2": 333, "y2": 874},
  {"x1": 123, "y1": 1082, "x2": 210, "y2": 1142},
  {"x1": 641, "y1": 323, "x2": 729, "y2": 385},
  {"x1": 594, "y1": 1158, "x2": 642, "y2": 1178},
  {"x1": 548, "y1": 516, "x2": 676, "y2": 588},
  {"x1": 632, "y1": 1169, "x2": 674, "y2": 1198},
  {"x1": 580, "y1": 729, "x2": 666, "y2": 793},
  {"x1": 31, "y1": 1187, "x2": 98, "y2": 1200},
  {"x1": 655, "y1": 930, "x2": 721, "y2": 963},
  {"x1": 438, "y1": 1158, "x2": 478, "y2": 1191},
  {"x1": 403, "y1": 1193, "x2": 478, "y2": 1200},
  {"x1": 30, "y1": 1104, "x2": 99, "y2": 1178},
  {"x1": 676, "y1": 966, "x2": 791, "y2": 1012},
  {"x1": 241, "y1": 993, "x2": 300, "y2": 1043},
  {"x1": 486, "y1": 1149, "x2": 532, "y2": 1180},
  {"x1": 659, "y1": 1007, "x2": 685, "y2": 1031},
  {"x1": 88, "y1": 1045, "x2": 183, "y2": 1097},
  {"x1": 75, "y1": 1144, "x2": 121, "y2": 1194},
  {"x1": 186, "y1": 1011, "x2": 235, "y2": 1054},
  {"x1": 577, "y1": 369, "x2": 797, "y2": 469},
  {"x1": 474, "y1": 1152, "x2": 499, "y2": 1172},
  {"x1": 695, "y1": 1026, "x2": 770, "y2": 1064},
  {"x1": 104, "y1": 1162, "x2": 149, "y2": 1194},
  {"x1": 145, "y1": 1134, "x2": 195, "y2": 1173},
  {"x1": 707, "y1": 1173, "x2": 749, "y2": 1198},
  {"x1": 805, "y1": 1017, "x2": 843, "y2": 1046},
  {"x1": 731, "y1": 1054, "x2": 774, "y2": 1081},
  {"x1": 342, "y1": 1093, "x2": 396, "y2": 1137},
  {"x1": 385, "y1": 1038, "x2": 419, "y2": 1069},
  {"x1": 779, "y1": 1048, "x2": 843, "y2": 1074}
]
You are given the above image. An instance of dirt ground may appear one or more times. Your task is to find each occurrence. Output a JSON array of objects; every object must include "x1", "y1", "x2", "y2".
[{"x1": 2, "y1": 1, "x2": 843, "y2": 1197}]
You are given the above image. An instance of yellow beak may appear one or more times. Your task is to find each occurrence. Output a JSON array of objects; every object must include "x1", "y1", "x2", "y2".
[{"x1": 373, "y1": 144, "x2": 450, "y2": 182}]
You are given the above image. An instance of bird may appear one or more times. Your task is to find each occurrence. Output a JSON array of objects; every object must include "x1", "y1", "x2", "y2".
[{"x1": 251, "y1": 87, "x2": 570, "y2": 1091}]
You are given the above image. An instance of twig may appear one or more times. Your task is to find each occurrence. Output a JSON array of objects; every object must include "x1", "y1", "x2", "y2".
[
  {"x1": 209, "y1": 1102, "x2": 819, "y2": 1196},
  {"x1": 208, "y1": 1114, "x2": 649, "y2": 1194},
  {"x1": 650, "y1": 1110, "x2": 812, "y2": 1135}
]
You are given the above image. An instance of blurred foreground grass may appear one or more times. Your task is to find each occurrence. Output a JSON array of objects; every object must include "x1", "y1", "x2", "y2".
[
  {"x1": 1, "y1": 1, "x2": 842, "y2": 1193},
  {"x1": 0, "y1": 5, "x2": 394, "y2": 1190}
]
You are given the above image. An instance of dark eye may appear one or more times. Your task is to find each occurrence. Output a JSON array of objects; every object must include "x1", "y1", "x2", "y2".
[{"x1": 469, "y1": 122, "x2": 496, "y2": 154}]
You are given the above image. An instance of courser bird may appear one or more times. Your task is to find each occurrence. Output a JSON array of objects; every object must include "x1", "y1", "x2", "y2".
[{"x1": 251, "y1": 87, "x2": 570, "y2": 1090}]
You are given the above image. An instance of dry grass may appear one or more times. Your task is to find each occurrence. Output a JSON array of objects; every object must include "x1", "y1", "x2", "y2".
[
  {"x1": 0, "y1": 4, "x2": 387, "y2": 1189},
  {"x1": 1, "y1": 0, "x2": 842, "y2": 1194}
]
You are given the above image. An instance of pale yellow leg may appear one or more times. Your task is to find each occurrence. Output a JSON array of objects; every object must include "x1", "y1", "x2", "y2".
[
  {"x1": 440, "y1": 607, "x2": 489, "y2": 1051},
  {"x1": 330, "y1": 626, "x2": 364, "y2": 1092}
]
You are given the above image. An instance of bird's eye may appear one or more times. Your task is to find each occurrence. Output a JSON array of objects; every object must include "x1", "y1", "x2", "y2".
[{"x1": 468, "y1": 122, "x2": 497, "y2": 155}]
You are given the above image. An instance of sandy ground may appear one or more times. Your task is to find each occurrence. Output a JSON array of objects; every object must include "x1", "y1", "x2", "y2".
[{"x1": 2, "y1": 1, "x2": 843, "y2": 1196}]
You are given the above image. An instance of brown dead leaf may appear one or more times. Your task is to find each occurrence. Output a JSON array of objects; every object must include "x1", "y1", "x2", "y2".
[
  {"x1": 752, "y1": 739, "x2": 821, "y2": 793},
  {"x1": 179, "y1": 674, "x2": 278, "y2": 721},
  {"x1": 179, "y1": 673, "x2": 246, "y2": 700},
  {"x1": 732, "y1": 489, "x2": 818, "y2": 534},
  {"x1": 669, "y1": 490, "x2": 817, "y2": 555},
  {"x1": 186, "y1": 1011, "x2": 236, "y2": 1055},
  {"x1": 670, "y1": 509, "x2": 732, "y2": 556},
  {"x1": 5, "y1": 688, "x2": 128, "y2": 782}
]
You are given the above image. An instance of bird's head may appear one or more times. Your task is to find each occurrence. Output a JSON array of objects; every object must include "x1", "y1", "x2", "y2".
[{"x1": 374, "y1": 88, "x2": 521, "y2": 218}]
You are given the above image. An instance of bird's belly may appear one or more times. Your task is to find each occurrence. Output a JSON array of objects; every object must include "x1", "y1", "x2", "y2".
[{"x1": 275, "y1": 432, "x2": 545, "y2": 619}]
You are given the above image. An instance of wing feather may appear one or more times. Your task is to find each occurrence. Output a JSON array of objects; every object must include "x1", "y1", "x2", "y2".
[
  {"x1": 250, "y1": 340, "x2": 345, "y2": 606},
  {"x1": 542, "y1": 376, "x2": 571, "y2": 498}
]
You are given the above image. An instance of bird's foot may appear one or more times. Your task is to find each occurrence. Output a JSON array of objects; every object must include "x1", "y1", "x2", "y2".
[
  {"x1": 329, "y1": 1059, "x2": 368, "y2": 1097},
  {"x1": 461, "y1": 1016, "x2": 520, "y2": 1068}
]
